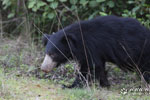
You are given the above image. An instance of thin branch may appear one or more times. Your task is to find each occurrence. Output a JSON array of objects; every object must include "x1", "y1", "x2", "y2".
[
  {"x1": 0, "y1": 11, "x2": 3, "y2": 38},
  {"x1": 0, "y1": 17, "x2": 22, "y2": 24},
  {"x1": 120, "y1": 42, "x2": 148, "y2": 88}
]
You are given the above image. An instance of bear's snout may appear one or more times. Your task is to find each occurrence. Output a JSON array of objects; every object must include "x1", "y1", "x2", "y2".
[{"x1": 41, "y1": 54, "x2": 57, "y2": 73}]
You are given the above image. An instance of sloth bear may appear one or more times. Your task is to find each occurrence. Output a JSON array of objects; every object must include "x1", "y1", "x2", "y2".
[{"x1": 41, "y1": 15, "x2": 150, "y2": 88}]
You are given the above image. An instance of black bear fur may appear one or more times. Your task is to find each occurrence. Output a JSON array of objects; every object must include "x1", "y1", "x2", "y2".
[{"x1": 42, "y1": 16, "x2": 150, "y2": 88}]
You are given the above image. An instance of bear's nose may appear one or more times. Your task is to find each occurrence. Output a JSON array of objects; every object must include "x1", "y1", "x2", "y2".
[
  {"x1": 40, "y1": 65, "x2": 51, "y2": 73},
  {"x1": 41, "y1": 69, "x2": 49, "y2": 73}
]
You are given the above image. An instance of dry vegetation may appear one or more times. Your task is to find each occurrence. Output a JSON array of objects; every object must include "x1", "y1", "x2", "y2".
[{"x1": 0, "y1": 37, "x2": 150, "y2": 100}]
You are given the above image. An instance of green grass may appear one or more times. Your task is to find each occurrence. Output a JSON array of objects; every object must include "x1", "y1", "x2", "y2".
[
  {"x1": 0, "y1": 67, "x2": 150, "y2": 100},
  {"x1": 0, "y1": 67, "x2": 62, "y2": 100}
]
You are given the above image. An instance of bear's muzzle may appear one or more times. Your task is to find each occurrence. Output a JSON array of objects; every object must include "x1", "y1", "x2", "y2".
[{"x1": 41, "y1": 54, "x2": 57, "y2": 73}]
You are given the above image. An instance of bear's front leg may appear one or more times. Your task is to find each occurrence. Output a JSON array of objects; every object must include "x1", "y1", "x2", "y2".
[{"x1": 95, "y1": 66, "x2": 110, "y2": 87}]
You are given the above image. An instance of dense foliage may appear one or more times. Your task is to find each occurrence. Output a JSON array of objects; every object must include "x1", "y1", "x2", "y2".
[{"x1": 1, "y1": 0, "x2": 150, "y2": 36}]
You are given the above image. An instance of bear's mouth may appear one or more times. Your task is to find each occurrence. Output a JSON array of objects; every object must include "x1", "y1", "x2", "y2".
[{"x1": 41, "y1": 54, "x2": 57, "y2": 73}]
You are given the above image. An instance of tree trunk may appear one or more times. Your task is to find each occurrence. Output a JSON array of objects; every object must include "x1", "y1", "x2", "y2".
[
  {"x1": 0, "y1": 10, "x2": 3, "y2": 39},
  {"x1": 17, "y1": 0, "x2": 32, "y2": 43}
]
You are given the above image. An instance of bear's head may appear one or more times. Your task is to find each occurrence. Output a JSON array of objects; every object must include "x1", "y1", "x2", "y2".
[{"x1": 41, "y1": 31, "x2": 76, "y2": 73}]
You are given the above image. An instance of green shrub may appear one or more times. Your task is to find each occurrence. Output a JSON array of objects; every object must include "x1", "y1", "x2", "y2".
[{"x1": 1, "y1": 0, "x2": 150, "y2": 36}]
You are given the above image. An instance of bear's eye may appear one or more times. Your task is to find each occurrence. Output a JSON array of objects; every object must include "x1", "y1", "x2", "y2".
[
  {"x1": 48, "y1": 53, "x2": 56, "y2": 59},
  {"x1": 51, "y1": 54, "x2": 55, "y2": 58}
]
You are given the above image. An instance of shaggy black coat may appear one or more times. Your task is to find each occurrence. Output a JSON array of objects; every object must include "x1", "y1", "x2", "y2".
[{"x1": 43, "y1": 16, "x2": 150, "y2": 88}]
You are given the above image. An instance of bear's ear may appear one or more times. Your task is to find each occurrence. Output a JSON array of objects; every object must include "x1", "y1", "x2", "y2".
[
  {"x1": 61, "y1": 34, "x2": 77, "y2": 48},
  {"x1": 42, "y1": 34, "x2": 50, "y2": 46}
]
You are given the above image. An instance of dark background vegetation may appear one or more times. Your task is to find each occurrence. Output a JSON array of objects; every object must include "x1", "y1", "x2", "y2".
[
  {"x1": 1, "y1": 0, "x2": 150, "y2": 38},
  {"x1": 0, "y1": 0, "x2": 150, "y2": 88}
]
